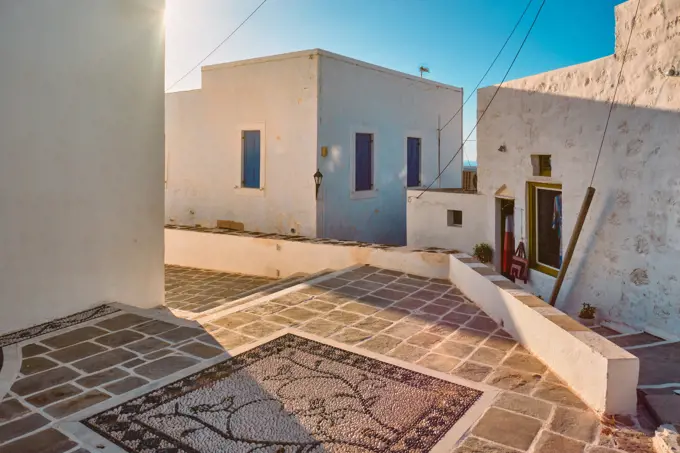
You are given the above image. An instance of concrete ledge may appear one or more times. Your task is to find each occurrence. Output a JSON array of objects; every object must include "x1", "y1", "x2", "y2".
[
  {"x1": 165, "y1": 227, "x2": 451, "y2": 279},
  {"x1": 449, "y1": 254, "x2": 640, "y2": 415}
]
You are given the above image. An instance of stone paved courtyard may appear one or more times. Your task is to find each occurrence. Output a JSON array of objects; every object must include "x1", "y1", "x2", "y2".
[
  {"x1": 0, "y1": 266, "x2": 657, "y2": 452},
  {"x1": 164, "y1": 265, "x2": 278, "y2": 314}
]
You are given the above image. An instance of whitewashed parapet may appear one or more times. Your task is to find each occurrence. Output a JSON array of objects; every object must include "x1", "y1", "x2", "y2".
[
  {"x1": 449, "y1": 253, "x2": 639, "y2": 415},
  {"x1": 165, "y1": 226, "x2": 454, "y2": 280}
]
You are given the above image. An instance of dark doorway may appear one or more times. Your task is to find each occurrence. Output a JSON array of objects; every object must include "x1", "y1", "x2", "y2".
[{"x1": 499, "y1": 198, "x2": 515, "y2": 280}]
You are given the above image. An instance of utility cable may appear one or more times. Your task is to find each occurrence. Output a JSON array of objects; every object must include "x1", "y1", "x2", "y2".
[
  {"x1": 439, "y1": 0, "x2": 535, "y2": 134},
  {"x1": 165, "y1": 0, "x2": 269, "y2": 92},
  {"x1": 589, "y1": 0, "x2": 641, "y2": 186},
  {"x1": 416, "y1": 0, "x2": 547, "y2": 199}
]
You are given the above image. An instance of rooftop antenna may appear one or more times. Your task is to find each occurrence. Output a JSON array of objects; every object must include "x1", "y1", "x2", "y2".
[{"x1": 419, "y1": 65, "x2": 430, "y2": 78}]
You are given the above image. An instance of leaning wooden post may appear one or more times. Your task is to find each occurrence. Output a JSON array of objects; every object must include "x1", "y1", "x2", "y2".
[{"x1": 549, "y1": 186, "x2": 596, "y2": 306}]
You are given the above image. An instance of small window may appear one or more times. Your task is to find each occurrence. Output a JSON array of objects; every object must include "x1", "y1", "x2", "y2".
[
  {"x1": 406, "y1": 137, "x2": 421, "y2": 187},
  {"x1": 447, "y1": 210, "x2": 463, "y2": 227},
  {"x1": 242, "y1": 130, "x2": 261, "y2": 188},
  {"x1": 355, "y1": 133, "x2": 373, "y2": 191},
  {"x1": 528, "y1": 182, "x2": 562, "y2": 276},
  {"x1": 531, "y1": 154, "x2": 552, "y2": 177}
]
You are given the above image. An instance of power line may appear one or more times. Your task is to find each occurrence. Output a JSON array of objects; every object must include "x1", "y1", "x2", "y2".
[
  {"x1": 589, "y1": 0, "x2": 641, "y2": 186},
  {"x1": 439, "y1": 0, "x2": 535, "y2": 134},
  {"x1": 165, "y1": 0, "x2": 269, "y2": 92},
  {"x1": 416, "y1": 0, "x2": 547, "y2": 199}
]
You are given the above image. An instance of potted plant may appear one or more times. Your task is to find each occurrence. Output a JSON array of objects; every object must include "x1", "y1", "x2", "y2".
[
  {"x1": 473, "y1": 243, "x2": 493, "y2": 264},
  {"x1": 578, "y1": 303, "x2": 597, "y2": 327}
]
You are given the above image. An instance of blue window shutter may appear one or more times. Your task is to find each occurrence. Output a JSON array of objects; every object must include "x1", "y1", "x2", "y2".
[
  {"x1": 407, "y1": 137, "x2": 421, "y2": 187},
  {"x1": 242, "y1": 131, "x2": 261, "y2": 188},
  {"x1": 355, "y1": 133, "x2": 373, "y2": 191}
]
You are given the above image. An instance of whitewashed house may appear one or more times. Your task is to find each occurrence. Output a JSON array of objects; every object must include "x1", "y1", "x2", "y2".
[
  {"x1": 0, "y1": 1, "x2": 166, "y2": 334},
  {"x1": 165, "y1": 49, "x2": 463, "y2": 245},
  {"x1": 408, "y1": 0, "x2": 680, "y2": 338}
]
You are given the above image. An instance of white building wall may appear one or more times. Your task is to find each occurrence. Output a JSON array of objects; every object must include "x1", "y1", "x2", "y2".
[
  {"x1": 476, "y1": 0, "x2": 680, "y2": 338},
  {"x1": 165, "y1": 52, "x2": 319, "y2": 236},
  {"x1": 317, "y1": 52, "x2": 463, "y2": 245},
  {"x1": 0, "y1": 0, "x2": 166, "y2": 334},
  {"x1": 406, "y1": 190, "x2": 488, "y2": 255}
]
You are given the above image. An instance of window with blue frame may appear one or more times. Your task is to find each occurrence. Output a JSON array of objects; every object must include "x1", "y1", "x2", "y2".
[
  {"x1": 355, "y1": 133, "x2": 373, "y2": 191},
  {"x1": 242, "y1": 130, "x2": 261, "y2": 188},
  {"x1": 406, "y1": 137, "x2": 421, "y2": 187}
]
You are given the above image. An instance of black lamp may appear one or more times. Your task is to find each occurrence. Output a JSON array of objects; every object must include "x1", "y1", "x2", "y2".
[{"x1": 314, "y1": 169, "x2": 323, "y2": 199}]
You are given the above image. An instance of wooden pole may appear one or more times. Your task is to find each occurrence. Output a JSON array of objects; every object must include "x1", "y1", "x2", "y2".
[{"x1": 549, "y1": 186, "x2": 596, "y2": 306}]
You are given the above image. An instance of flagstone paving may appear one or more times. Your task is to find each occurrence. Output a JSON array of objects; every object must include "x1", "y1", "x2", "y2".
[
  {"x1": 0, "y1": 265, "x2": 656, "y2": 452},
  {"x1": 164, "y1": 265, "x2": 277, "y2": 314}
]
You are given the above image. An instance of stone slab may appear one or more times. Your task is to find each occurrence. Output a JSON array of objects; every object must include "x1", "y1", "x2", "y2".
[
  {"x1": 471, "y1": 407, "x2": 542, "y2": 450},
  {"x1": 95, "y1": 313, "x2": 150, "y2": 331},
  {"x1": 645, "y1": 395, "x2": 680, "y2": 426},
  {"x1": 455, "y1": 436, "x2": 520, "y2": 453},
  {"x1": 157, "y1": 327, "x2": 203, "y2": 343},
  {"x1": 133, "y1": 320, "x2": 179, "y2": 335},
  {"x1": 11, "y1": 367, "x2": 80, "y2": 396},
  {"x1": 0, "y1": 413, "x2": 50, "y2": 443},
  {"x1": 0, "y1": 400, "x2": 30, "y2": 424},
  {"x1": 125, "y1": 337, "x2": 170, "y2": 355},
  {"x1": 550, "y1": 407, "x2": 600, "y2": 442},
  {"x1": 72, "y1": 349, "x2": 136, "y2": 373},
  {"x1": 94, "y1": 330, "x2": 144, "y2": 347},
  {"x1": 20, "y1": 357, "x2": 58, "y2": 375},
  {"x1": 104, "y1": 376, "x2": 149, "y2": 395},
  {"x1": 21, "y1": 344, "x2": 50, "y2": 358},
  {"x1": 134, "y1": 355, "x2": 199, "y2": 380},
  {"x1": 533, "y1": 382, "x2": 588, "y2": 410},
  {"x1": 44, "y1": 390, "x2": 110, "y2": 418},
  {"x1": 493, "y1": 393, "x2": 552, "y2": 420},
  {"x1": 178, "y1": 342, "x2": 224, "y2": 359},
  {"x1": 0, "y1": 428, "x2": 77, "y2": 453},
  {"x1": 41, "y1": 327, "x2": 107, "y2": 349},
  {"x1": 47, "y1": 342, "x2": 107, "y2": 363},
  {"x1": 75, "y1": 368, "x2": 129, "y2": 388},
  {"x1": 533, "y1": 431, "x2": 585, "y2": 453},
  {"x1": 25, "y1": 384, "x2": 82, "y2": 407}
]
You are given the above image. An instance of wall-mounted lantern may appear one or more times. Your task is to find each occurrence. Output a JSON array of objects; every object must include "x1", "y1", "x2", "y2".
[{"x1": 314, "y1": 169, "x2": 323, "y2": 200}]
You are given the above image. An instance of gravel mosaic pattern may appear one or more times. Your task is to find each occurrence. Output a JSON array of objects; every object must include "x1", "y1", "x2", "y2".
[
  {"x1": 84, "y1": 334, "x2": 482, "y2": 453},
  {"x1": 165, "y1": 265, "x2": 278, "y2": 313},
  {"x1": 0, "y1": 305, "x2": 120, "y2": 348}
]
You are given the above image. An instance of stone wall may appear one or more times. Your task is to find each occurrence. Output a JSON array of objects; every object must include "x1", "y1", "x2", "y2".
[{"x1": 476, "y1": 0, "x2": 680, "y2": 338}]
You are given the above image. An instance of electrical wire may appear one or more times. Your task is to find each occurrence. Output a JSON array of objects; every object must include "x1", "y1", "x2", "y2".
[
  {"x1": 438, "y1": 0, "x2": 535, "y2": 134},
  {"x1": 416, "y1": 0, "x2": 547, "y2": 199},
  {"x1": 589, "y1": 0, "x2": 641, "y2": 186},
  {"x1": 165, "y1": 0, "x2": 269, "y2": 93}
]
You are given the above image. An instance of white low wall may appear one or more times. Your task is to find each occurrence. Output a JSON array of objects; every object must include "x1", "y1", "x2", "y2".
[
  {"x1": 165, "y1": 228, "x2": 450, "y2": 279},
  {"x1": 407, "y1": 190, "x2": 488, "y2": 255},
  {"x1": 449, "y1": 254, "x2": 639, "y2": 415}
]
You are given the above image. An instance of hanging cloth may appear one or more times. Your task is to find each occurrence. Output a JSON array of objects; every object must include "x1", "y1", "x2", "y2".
[
  {"x1": 502, "y1": 213, "x2": 514, "y2": 274},
  {"x1": 510, "y1": 241, "x2": 529, "y2": 283},
  {"x1": 553, "y1": 194, "x2": 563, "y2": 268}
]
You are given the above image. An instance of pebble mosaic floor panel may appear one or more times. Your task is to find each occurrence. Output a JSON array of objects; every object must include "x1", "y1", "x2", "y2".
[{"x1": 83, "y1": 333, "x2": 483, "y2": 453}]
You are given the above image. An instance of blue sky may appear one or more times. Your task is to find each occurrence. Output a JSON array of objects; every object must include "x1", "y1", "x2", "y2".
[{"x1": 165, "y1": 0, "x2": 626, "y2": 163}]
